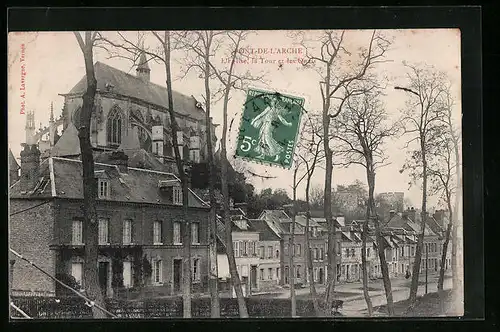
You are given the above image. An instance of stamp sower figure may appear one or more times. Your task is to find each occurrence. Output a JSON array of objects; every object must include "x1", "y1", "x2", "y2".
[{"x1": 250, "y1": 96, "x2": 292, "y2": 161}]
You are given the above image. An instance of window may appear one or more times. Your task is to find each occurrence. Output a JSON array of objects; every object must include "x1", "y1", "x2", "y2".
[
  {"x1": 275, "y1": 249, "x2": 280, "y2": 258},
  {"x1": 284, "y1": 244, "x2": 289, "y2": 255},
  {"x1": 312, "y1": 227, "x2": 317, "y2": 237},
  {"x1": 234, "y1": 242, "x2": 240, "y2": 257},
  {"x1": 259, "y1": 246, "x2": 265, "y2": 259},
  {"x1": 268, "y1": 268, "x2": 273, "y2": 280},
  {"x1": 260, "y1": 269, "x2": 264, "y2": 280},
  {"x1": 314, "y1": 248, "x2": 319, "y2": 260},
  {"x1": 71, "y1": 262, "x2": 83, "y2": 288},
  {"x1": 319, "y1": 248, "x2": 324, "y2": 261},
  {"x1": 189, "y1": 149, "x2": 200, "y2": 163},
  {"x1": 314, "y1": 268, "x2": 318, "y2": 282},
  {"x1": 98, "y1": 179, "x2": 110, "y2": 199},
  {"x1": 153, "y1": 259, "x2": 162, "y2": 284},
  {"x1": 98, "y1": 218, "x2": 109, "y2": 245},
  {"x1": 123, "y1": 261, "x2": 133, "y2": 288},
  {"x1": 296, "y1": 244, "x2": 302, "y2": 256},
  {"x1": 242, "y1": 241, "x2": 248, "y2": 256},
  {"x1": 72, "y1": 219, "x2": 83, "y2": 245},
  {"x1": 107, "y1": 106, "x2": 122, "y2": 145},
  {"x1": 296, "y1": 265, "x2": 301, "y2": 278},
  {"x1": 351, "y1": 248, "x2": 355, "y2": 257},
  {"x1": 267, "y1": 246, "x2": 273, "y2": 259},
  {"x1": 248, "y1": 241, "x2": 254, "y2": 256},
  {"x1": 192, "y1": 258, "x2": 201, "y2": 281},
  {"x1": 154, "y1": 221, "x2": 163, "y2": 244},
  {"x1": 173, "y1": 222, "x2": 181, "y2": 245},
  {"x1": 123, "y1": 219, "x2": 132, "y2": 244},
  {"x1": 173, "y1": 186, "x2": 182, "y2": 205},
  {"x1": 191, "y1": 223, "x2": 200, "y2": 244}
]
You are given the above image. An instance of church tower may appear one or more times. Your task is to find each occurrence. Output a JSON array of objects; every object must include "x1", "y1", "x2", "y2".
[
  {"x1": 136, "y1": 51, "x2": 151, "y2": 82},
  {"x1": 25, "y1": 110, "x2": 36, "y2": 145},
  {"x1": 49, "y1": 102, "x2": 56, "y2": 146}
]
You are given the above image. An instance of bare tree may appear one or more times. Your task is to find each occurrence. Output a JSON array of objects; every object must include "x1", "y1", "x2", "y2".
[
  {"x1": 191, "y1": 30, "x2": 266, "y2": 318},
  {"x1": 440, "y1": 84, "x2": 462, "y2": 299},
  {"x1": 309, "y1": 185, "x2": 325, "y2": 210},
  {"x1": 175, "y1": 30, "x2": 222, "y2": 318},
  {"x1": 97, "y1": 31, "x2": 193, "y2": 317},
  {"x1": 331, "y1": 87, "x2": 399, "y2": 316},
  {"x1": 73, "y1": 31, "x2": 107, "y2": 318},
  {"x1": 294, "y1": 29, "x2": 392, "y2": 311},
  {"x1": 397, "y1": 62, "x2": 449, "y2": 309},
  {"x1": 427, "y1": 131, "x2": 456, "y2": 313},
  {"x1": 296, "y1": 114, "x2": 325, "y2": 316}
]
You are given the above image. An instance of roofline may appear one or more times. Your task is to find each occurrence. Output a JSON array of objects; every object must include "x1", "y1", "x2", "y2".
[{"x1": 49, "y1": 196, "x2": 210, "y2": 210}]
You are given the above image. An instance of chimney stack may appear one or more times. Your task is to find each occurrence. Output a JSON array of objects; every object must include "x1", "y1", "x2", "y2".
[
  {"x1": 407, "y1": 207, "x2": 416, "y2": 222},
  {"x1": 108, "y1": 150, "x2": 128, "y2": 173},
  {"x1": 20, "y1": 144, "x2": 41, "y2": 192}
]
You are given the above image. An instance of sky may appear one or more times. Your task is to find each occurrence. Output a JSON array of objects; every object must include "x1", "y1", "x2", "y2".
[{"x1": 7, "y1": 29, "x2": 461, "y2": 209}]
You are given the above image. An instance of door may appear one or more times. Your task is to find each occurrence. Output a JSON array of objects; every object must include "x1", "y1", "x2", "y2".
[
  {"x1": 98, "y1": 262, "x2": 109, "y2": 297},
  {"x1": 173, "y1": 259, "x2": 182, "y2": 293},
  {"x1": 250, "y1": 265, "x2": 257, "y2": 289},
  {"x1": 319, "y1": 268, "x2": 324, "y2": 284}
]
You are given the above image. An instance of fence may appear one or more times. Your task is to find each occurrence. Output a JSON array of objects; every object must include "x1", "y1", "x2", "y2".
[{"x1": 10, "y1": 296, "x2": 329, "y2": 319}]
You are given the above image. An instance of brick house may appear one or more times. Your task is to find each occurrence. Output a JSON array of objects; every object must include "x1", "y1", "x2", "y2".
[
  {"x1": 337, "y1": 224, "x2": 376, "y2": 282},
  {"x1": 9, "y1": 145, "x2": 210, "y2": 298}
]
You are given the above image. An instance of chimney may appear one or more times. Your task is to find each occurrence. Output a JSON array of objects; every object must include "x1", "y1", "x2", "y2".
[
  {"x1": 407, "y1": 207, "x2": 416, "y2": 222},
  {"x1": 20, "y1": 144, "x2": 41, "y2": 192},
  {"x1": 108, "y1": 150, "x2": 128, "y2": 173},
  {"x1": 234, "y1": 202, "x2": 248, "y2": 216}
]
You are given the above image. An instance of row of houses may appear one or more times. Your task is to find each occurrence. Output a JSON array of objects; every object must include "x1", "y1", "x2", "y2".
[{"x1": 214, "y1": 207, "x2": 452, "y2": 296}]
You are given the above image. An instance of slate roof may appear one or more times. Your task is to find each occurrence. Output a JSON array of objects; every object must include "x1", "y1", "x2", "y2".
[
  {"x1": 249, "y1": 219, "x2": 281, "y2": 241},
  {"x1": 10, "y1": 156, "x2": 207, "y2": 208},
  {"x1": 66, "y1": 62, "x2": 206, "y2": 121},
  {"x1": 9, "y1": 149, "x2": 20, "y2": 171},
  {"x1": 48, "y1": 123, "x2": 81, "y2": 157}
]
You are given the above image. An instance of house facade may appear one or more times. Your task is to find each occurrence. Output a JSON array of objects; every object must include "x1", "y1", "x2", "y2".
[{"x1": 9, "y1": 145, "x2": 210, "y2": 298}]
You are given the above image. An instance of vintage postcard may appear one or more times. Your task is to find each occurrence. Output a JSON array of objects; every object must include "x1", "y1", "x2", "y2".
[{"x1": 8, "y1": 27, "x2": 465, "y2": 319}]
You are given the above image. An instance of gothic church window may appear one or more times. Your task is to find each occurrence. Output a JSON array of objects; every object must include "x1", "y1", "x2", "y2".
[{"x1": 107, "y1": 106, "x2": 123, "y2": 146}]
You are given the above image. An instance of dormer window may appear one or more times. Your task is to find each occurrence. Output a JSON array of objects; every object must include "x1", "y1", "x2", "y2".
[
  {"x1": 98, "y1": 179, "x2": 110, "y2": 199},
  {"x1": 173, "y1": 186, "x2": 182, "y2": 205}
]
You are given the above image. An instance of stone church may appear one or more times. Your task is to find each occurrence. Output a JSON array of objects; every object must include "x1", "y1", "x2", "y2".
[{"x1": 26, "y1": 53, "x2": 217, "y2": 172}]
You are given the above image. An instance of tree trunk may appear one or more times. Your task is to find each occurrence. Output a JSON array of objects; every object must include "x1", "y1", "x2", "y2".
[
  {"x1": 367, "y1": 168, "x2": 394, "y2": 316},
  {"x1": 409, "y1": 138, "x2": 428, "y2": 307},
  {"x1": 182, "y1": 176, "x2": 192, "y2": 318},
  {"x1": 305, "y1": 174, "x2": 321, "y2": 316},
  {"x1": 438, "y1": 221, "x2": 452, "y2": 313},
  {"x1": 163, "y1": 31, "x2": 191, "y2": 317},
  {"x1": 76, "y1": 32, "x2": 107, "y2": 319},
  {"x1": 361, "y1": 204, "x2": 373, "y2": 316},
  {"x1": 323, "y1": 114, "x2": 337, "y2": 312},
  {"x1": 221, "y1": 83, "x2": 248, "y2": 318},
  {"x1": 204, "y1": 37, "x2": 220, "y2": 316}
]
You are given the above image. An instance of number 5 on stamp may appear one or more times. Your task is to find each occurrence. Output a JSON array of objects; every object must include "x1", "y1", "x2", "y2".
[{"x1": 235, "y1": 87, "x2": 305, "y2": 169}]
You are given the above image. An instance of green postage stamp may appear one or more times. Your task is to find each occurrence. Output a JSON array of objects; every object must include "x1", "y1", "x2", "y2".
[{"x1": 235, "y1": 87, "x2": 305, "y2": 169}]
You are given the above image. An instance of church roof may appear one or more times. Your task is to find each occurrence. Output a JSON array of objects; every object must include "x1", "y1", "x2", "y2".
[
  {"x1": 10, "y1": 156, "x2": 207, "y2": 208},
  {"x1": 66, "y1": 61, "x2": 205, "y2": 121},
  {"x1": 9, "y1": 149, "x2": 20, "y2": 171},
  {"x1": 48, "y1": 123, "x2": 81, "y2": 157}
]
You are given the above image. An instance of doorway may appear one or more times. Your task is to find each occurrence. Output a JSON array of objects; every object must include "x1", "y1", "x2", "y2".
[
  {"x1": 250, "y1": 265, "x2": 257, "y2": 289},
  {"x1": 173, "y1": 259, "x2": 182, "y2": 293},
  {"x1": 98, "y1": 262, "x2": 109, "y2": 297},
  {"x1": 319, "y1": 268, "x2": 324, "y2": 284}
]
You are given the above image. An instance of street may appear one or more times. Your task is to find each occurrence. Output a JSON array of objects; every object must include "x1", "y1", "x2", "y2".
[{"x1": 252, "y1": 270, "x2": 453, "y2": 317}]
